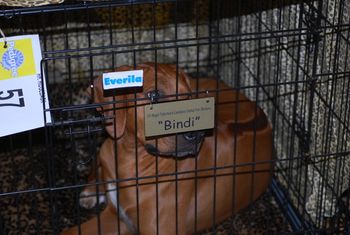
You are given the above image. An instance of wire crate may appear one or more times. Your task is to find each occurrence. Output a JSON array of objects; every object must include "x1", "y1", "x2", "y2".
[{"x1": 0, "y1": 0, "x2": 349, "y2": 234}]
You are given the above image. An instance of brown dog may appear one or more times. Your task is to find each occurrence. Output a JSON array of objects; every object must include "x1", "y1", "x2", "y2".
[{"x1": 62, "y1": 63, "x2": 273, "y2": 235}]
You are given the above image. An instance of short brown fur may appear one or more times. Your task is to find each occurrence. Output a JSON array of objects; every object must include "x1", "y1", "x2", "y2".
[{"x1": 62, "y1": 63, "x2": 273, "y2": 235}]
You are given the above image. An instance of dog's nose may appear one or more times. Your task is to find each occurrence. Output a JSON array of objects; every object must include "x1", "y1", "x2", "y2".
[
  {"x1": 183, "y1": 131, "x2": 205, "y2": 143},
  {"x1": 183, "y1": 132, "x2": 197, "y2": 141}
]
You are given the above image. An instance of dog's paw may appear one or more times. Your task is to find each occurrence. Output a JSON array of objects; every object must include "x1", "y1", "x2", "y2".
[{"x1": 79, "y1": 190, "x2": 106, "y2": 209}]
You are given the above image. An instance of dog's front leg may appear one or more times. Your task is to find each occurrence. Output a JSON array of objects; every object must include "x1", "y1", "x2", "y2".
[
  {"x1": 79, "y1": 165, "x2": 107, "y2": 209},
  {"x1": 61, "y1": 204, "x2": 132, "y2": 235}
]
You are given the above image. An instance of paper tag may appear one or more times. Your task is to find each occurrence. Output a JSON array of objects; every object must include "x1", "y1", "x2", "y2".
[
  {"x1": 103, "y1": 70, "x2": 143, "y2": 90},
  {"x1": 0, "y1": 35, "x2": 51, "y2": 137},
  {"x1": 144, "y1": 97, "x2": 215, "y2": 137}
]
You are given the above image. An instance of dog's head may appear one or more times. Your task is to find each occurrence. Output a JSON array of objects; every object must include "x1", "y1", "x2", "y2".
[{"x1": 91, "y1": 63, "x2": 205, "y2": 158}]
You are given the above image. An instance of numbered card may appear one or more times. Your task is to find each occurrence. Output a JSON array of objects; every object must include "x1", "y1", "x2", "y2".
[{"x1": 0, "y1": 35, "x2": 51, "y2": 137}]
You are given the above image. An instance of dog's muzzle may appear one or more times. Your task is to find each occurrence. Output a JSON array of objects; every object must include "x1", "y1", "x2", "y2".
[{"x1": 145, "y1": 131, "x2": 205, "y2": 158}]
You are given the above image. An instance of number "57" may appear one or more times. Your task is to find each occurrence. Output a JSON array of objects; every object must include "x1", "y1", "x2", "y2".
[{"x1": 0, "y1": 89, "x2": 25, "y2": 107}]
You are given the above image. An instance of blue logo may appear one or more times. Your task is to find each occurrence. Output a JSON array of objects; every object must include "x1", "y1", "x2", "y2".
[
  {"x1": 103, "y1": 70, "x2": 144, "y2": 90},
  {"x1": 104, "y1": 75, "x2": 142, "y2": 86},
  {"x1": 1, "y1": 41, "x2": 24, "y2": 77}
]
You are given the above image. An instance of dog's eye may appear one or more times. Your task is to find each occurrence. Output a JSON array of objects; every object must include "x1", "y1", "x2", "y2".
[{"x1": 146, "y1": 90, "x2": 161, "y2": 103}]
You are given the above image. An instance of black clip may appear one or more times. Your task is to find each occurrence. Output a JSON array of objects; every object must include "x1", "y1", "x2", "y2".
[
  {"x1": 147, "y1": 90, "x2": 160, "y2": 102},
  {"x1": 147, "y1": 90, "x2": 160, "y2": 110}
]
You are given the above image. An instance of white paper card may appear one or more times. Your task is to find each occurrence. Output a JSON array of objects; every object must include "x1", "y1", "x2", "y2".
[
  {"x1": 103, "y1": 70, "x2": 143, "y2": 90},
  {"x1": 0, "y1": 34, "x2": 51, "y2": 137}
]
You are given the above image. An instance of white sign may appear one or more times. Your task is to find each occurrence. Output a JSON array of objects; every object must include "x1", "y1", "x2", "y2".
[
  {"x1": 0, "y1": 34, "x2": 51, "y2": 137},
  {"x1": 103, "y1": 70, "x2": 143, "y2": 90}
]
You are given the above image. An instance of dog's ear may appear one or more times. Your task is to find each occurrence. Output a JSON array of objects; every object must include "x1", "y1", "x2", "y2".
[
  {"x1": 215, "y1": 81, "x2": 257, "y2": 124},
  {"x1": 158, "y1": 64, "x2": 192, "y2": 91},
  {"x1": 104, "y1": 99, "x2": 127, "y2": 139},
  {"x1": 178, "y1": 67, "x2": 192, "y2": 90},
  {"x1": 186, "y1": 77, "x2": 258, "y2": 125},
  {"x1": 92, "y1": 76, "x2": 127, "y2": 139}
]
